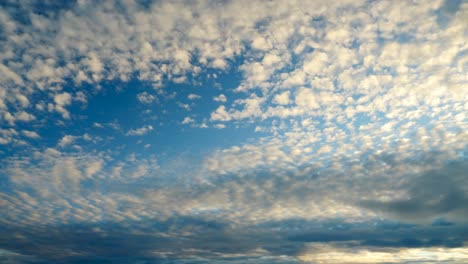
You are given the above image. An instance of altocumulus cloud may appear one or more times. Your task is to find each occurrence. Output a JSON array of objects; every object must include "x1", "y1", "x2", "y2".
[{"x1": 0, "y1": 0, "x2": 467, "y2": 263}]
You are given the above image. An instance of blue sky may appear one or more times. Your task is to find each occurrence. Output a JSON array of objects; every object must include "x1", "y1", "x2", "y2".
[{"x1": 0, "y1": 0, "x2": 467, "y2": 263}]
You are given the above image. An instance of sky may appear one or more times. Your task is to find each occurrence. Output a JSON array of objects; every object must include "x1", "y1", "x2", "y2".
[{"x1": 0, "y1": 0, "x2": 467, "y2": 263}]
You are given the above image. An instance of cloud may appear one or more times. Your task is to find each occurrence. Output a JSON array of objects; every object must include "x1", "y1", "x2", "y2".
[
  {"x1": 74, "y1": 91, "x2": 87, "y2": 104},
  {"x1": 137, "y1": 92, "x2": 156, "y2": 104},
  {"x1": 126, "y1": 125, "x2": 154, "y2": 136},
  {"x1": 21, "y1": 130, "x2": 40, "y2": 139},
  {"x1": 14, "y1": 111, "x2": 35, "y2": 122},
  {"x1": 0, "y1": 0, "x2": 465, "y2": 133},
  {"x1": 297, "y1": 243, "x2": 468, "y2": 264},
  {"x1": 213, "y1": 94, "x2": 227, "y2": 103},
  {"x1": 58, "y1": 135, "x2": 77, "y2": 147},
  {"x1": 214, "y1": 123, "x2": 226, "y2": 129},
  {"x1": 85, "y1": 159, "x2": 104, "y2": 178},
  {"x1": 54, "y1": 93, "x2": 72, "y2": 106},
  {"x1": 272, "y1": 91, "x2": 290, "y2": 105},
  {"x1": 187, "y1": 94, "x2": 201, "y2": 100},
  {"x1": 359, "y1": 161, "x2": 468, "y2": 223},
  {"x1": 182, "y1": 117, "x2": 194, "y2": 124},
  {"x1": 53, "y1": 92, "x2": 72, "y2": 119},
  {"x1": 1, "y1": 143, "x2": 468, "y2": 262},
  {"x1": 210, "y1": 105, "x2": 231, "y2": 121},
  {"x1": 0, "y1": 0, "x2": 466, "y2": 263},
  {"x1": 0, "y1": 64, "x2": 24, "y2": 86},
  {"x1": 15, "y1": 94, "x2": 30, "y2": 108}
]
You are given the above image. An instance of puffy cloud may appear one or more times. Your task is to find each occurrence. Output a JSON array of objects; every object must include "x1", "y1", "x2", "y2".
[
  {"x1": 213, "y1": 94, "x2": 227, "y2": 103},
  {"x1": 15, "y1": 93, "x2": 30, "y2": 108},
  {"x1": 0, "y1": 0, "x2": 464, "y2": 131},
  {"x1": 126, "y1": 125, "x2": 154, "y2": 136},
  {"x1": 251, "y1": 36, "x2": 273, "y2": 51},
  {"x1": 0, "y1": 0, "x2": 466, "y2": 262},
  {"x1": 272, "y1": 91, "x2": 290, "y2": 105},
  {"x1": 210, "y1": 105, "x2": 231, "y2": 121},
  {"x1": 211, "y1": 58, "x2": 228, "y2": 69},
  {"x1": 53, "y1": 92, "x2": 72, "y2": 119},
  {"x1": 295, "y1": 88, "x2": 319, "y2": 109},
  {"x1": 54, "y1": 92, "x2": 72, "y2": 106},
  {"x1": 137, "y1": 92, "x2": 156, "y2": 104},
  {"x1": 21, "y1": 130, "x2": 40, "y2": 139},
  {"x1": 14, "y1": 111, "x2": 36, "y2": 122},
  {"x1": 58, "y1": 135, "x2": 78, "y2": 147},
  {"x1": 0, "y1": 64, "x2": 24, "y2": 85}
]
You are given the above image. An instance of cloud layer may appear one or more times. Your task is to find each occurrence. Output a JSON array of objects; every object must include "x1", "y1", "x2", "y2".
[{"x1": 0, "y1": 0, "x2": 467, "y2": 263}]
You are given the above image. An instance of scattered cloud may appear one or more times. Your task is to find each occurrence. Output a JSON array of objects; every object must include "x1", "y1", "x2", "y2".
[
  {"x1": 137, "y1": 92, "x2": 156, "y2": 104},
  {"x1": 182, "y1": 117, "x2": 194, "y2": 124},
  {"x1": 58, "y1": 135, "x2": 78, "y2": 147},
  {"x1": 126, "y1": 125, "x2": 154, "y2": 136},
  {"x1": 0, "y1": 0, "x2": 466, "y2": 263},
  {"x1": 213, "y1": 94, "x2": 227, "y2": 103},
  {"x1": 187, "y1": 94, "x2": 201, "y2": 100},
  {"x1": 21, "y1": 130, "x2": 40, "y2": 139}
]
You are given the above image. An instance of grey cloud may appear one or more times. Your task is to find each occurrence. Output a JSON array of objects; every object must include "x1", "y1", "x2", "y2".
[
  {"x1": 0, "y1": 217, "x2": 467, "y2": 263},
  {"x1": 359, "y1": 160, "x2": 468, "y2": 222},
  {"x1": 1, "y1": 150, "x2": 468, "y2": 263}
]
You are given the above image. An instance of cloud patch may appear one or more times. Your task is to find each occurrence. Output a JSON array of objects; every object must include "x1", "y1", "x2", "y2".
[{"x1": 126, "y1": 125, "x2": 154, "y2": 136}]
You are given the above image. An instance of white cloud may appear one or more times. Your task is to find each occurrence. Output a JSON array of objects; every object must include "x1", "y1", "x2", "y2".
[
  {"x1": 295, "y1": 88, "x2": 319, "y2": 109},
  {"x1": 211, "y1": 58, "x2": 227, "y2": 69},
  {"x1": 272, "y1": 91, "x2": 290, "y2": 105},
  {"x1": 83, "y1": 133, "x2": 92, "y2": 141},
  {"x1": 85, "y1": 159, "x2": 104, "y2": 178},
  {"x1": 187, "y1": 94, "x2": 201, "y2": 100},
  {"x1": 130, "y1": 164, "x2": 148, "y2": 179},
  {"x1": 54, "y1": 93, "x2": 72, "y2": 106},
  {"x1": 182, "y1": 117, "x2": 194, "y2": 124},
  {"x1": 58, "y1": 135, "x2": 78, "y2": 147},
  {"x1": 15, "y1": 94, "x2": 30, "y2": 108},
  {"x1": 0, "y1": 0, "x2": 466, "y2": 244},
  {"x1": 21, "y1": 130, "x2": 40, "y2": 139},
  {"x1": 251, "y1": 36, "x2": 272, "y2": 51},
  {"x1": 298, "y1": 244, "x2": 468, "y2": 264},
  {"x1": 213, "y1": 94, "x2": 227, "y2": 103},
  {"x1": 74, "y1": 91, "x2": 87, "y2": 104},
  {"x1": 262, "y1": 53, "x2": 282, "y2": 67},
  {"x1": 0, "y1": 128, "x2": 18, "y2": 144},
  {"x1": 15, "y1": 111, "x2": 36, "y2": 122},
  {"x1": 210, "y1": 105, "x2": 231, "y2": 121},
  {"x1": 0, "y1": 64, "x2": 24, "y2": 85},
  {"x1": 126, "y1": 125, "x2": 154, "y2": 136},
  {"x1": 0, "y1": 0, "x2": 463, "y2": 134},
  {"x1": 137, "y1": 92, "x2": 156, "y2": 104},
  {"x1": 93, "y1": 122, "x2": 104, "y2": 128},
  {"x1": 53, "y1": 92, "x2": 72, "y2": 119}
]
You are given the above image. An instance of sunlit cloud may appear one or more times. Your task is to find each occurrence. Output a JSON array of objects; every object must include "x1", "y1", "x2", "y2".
[{"x1": 0, "y1": 0, "x2": 466, "y2": 263}]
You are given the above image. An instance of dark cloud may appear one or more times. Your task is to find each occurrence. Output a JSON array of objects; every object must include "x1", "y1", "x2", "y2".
[
  {"x1": 1, "y1": 216, "x2": 467, "y2": 263},
  {"x1": 2, "y1": 152, "x2": 468, "y2": 262},
  {"x1": 359, "y1": 160, "x2": 468, "y2": 222}
]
